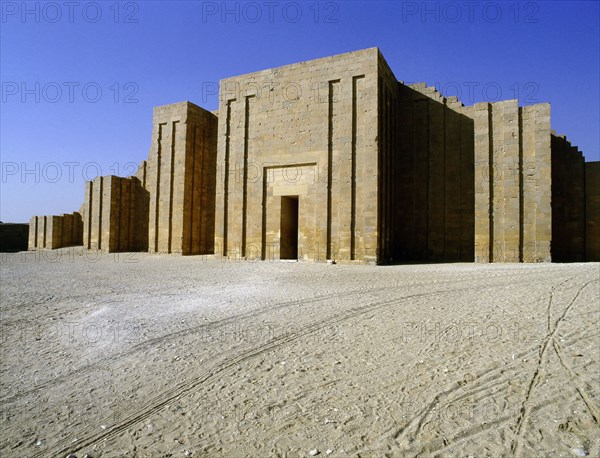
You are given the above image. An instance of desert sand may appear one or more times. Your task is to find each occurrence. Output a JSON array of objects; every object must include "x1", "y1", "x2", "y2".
[{"x1": 1, "y1": 249, "x2": 598, "y2": 457}]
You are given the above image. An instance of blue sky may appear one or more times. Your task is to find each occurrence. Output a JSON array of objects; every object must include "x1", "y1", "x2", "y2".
[{"x1": 1, "y1": 0, "x2": 599, "y2": 222}]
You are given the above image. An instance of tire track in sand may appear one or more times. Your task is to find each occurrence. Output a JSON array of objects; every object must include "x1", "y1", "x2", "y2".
[
  {"x1": 510, "y1": 278, "x2": 595, "y2": 456},
  {"x1": 37, "y1": 283, "x2": 489, "y2": 457}
]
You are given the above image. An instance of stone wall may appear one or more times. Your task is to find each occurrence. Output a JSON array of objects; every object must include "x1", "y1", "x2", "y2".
[
  {"x1": 22, "y1": 48, "x2": 598, "y2": 263},
  {"x1": 551, "y1": 134, "x2": 586, "y2": 262},
  {"x1": 82, "y1": 175, "x2": 148, "y2": 252},
  {"x1": 393, "y1": 83, "x2": 475, "y2": 263},
  {"x1": 465, "y1": 100, "x2": 552, "y2": 263},
  {"x1": 377, "y1": 54, "x2": 402, "y2": 263},
  {"x1": 0, "y1": 223, "x2": 29, "y2": 252},
  {"x1": 146, "y1": 102, "x2": 217, "y2": 255},
  {"x1": 215, "y1": 48, "x2": 379, "y2": 262},
  {"x1": 134, "y1": 160, "x2": 149, "y2": 251},
  {"x1": 394, "y1": 87, "x2": 552, "y2": 263},
  {"x1": 28, "y1": 212, "x2": 83, "y2": 250},
  {"x1": 585, "y1": 161, "x2": 600, "y2": 261}
]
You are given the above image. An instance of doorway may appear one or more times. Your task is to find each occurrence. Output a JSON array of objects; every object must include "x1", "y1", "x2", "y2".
[{"x1": 280, "y1": 196, "x2": 298, "y2": 259}]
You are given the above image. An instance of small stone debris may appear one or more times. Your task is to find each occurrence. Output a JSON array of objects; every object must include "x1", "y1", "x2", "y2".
[
  {"x1": 309, "y1": 450, "x2": 319, "y2": 456},
  {"x1": 326, "y1": 450, "x2": 333, "y2": 455},
  {"x1": 35, "y1": 439, "x2": 42, "y2": 446},
  {"x1": 572, "y1": 448, "x2": 587, "y2": 457},
  {"x1": 66, "y1": 454, "x2": 77, "y2": 458}
]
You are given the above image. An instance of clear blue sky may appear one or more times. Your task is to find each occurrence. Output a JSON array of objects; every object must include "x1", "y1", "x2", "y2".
[{"x1": 1, "y1": 0, "x2": 599, "y2": 222}]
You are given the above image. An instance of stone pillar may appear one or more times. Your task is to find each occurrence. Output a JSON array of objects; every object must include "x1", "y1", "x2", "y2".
[
  {"x1": 28, "y1": 216, "x2": 38, "y2": 250},
  {"x1": 521, "y1": 104, "x2": 551, "y2": 262},
  {"x1": 147, "y1": 102, "x2": 217, "y2": 255}
]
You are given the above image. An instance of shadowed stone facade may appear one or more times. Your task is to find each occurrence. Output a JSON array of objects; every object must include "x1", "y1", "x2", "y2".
[
  {"x1": 27, "y1": 48, "x2": 599, "y2": 262},
  {"x1": 585, "y1": 162, "x2": 600, "y2": 261},
  {"x1": 0, "y1": 223, "x2": 29, "y2": 252}
]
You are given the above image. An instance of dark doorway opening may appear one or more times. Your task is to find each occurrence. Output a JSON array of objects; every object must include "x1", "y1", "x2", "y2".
[{"x1": 280, "y1": 196, "x2": 298, "y2": 259}]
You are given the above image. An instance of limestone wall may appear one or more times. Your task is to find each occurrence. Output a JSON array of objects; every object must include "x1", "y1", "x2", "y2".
[
  {"x1": 396, "y1": 86, "x2": 552, "y2": 263},
  {"x1": 134, "y1": 160, "x2": 149, "y2": 251},
  {"x1": 28, "y1": 212, "x2": 83, "y2": 250},
  {"x1": 551, "y1": 134, "x2": 586, "y2": 261},
  {"x1": 520, "y1": 105, "x2": 552, "y2": 262},
  {"x1": 146, "y1": 102, "x2": 217, "y2": 255},
  {"x1": 22, "y1": 49, "x2": 598, "y2": 264},
  {"x1": 0, "y1": 223, "x2": 29, "y2": 252},
  {"x1": 215, "y1": 48, "x2": 379, "y2": 262},
  {"x1": 394, "y1": 83, "x2": 475, "y2": 263},
  {"x1": 377, "y1": 54, "x2": 401, "y2": 263},
  {"x1": 465, "y1": 100, "x2": 552, "y2": 262},
  {"x1": 585, "y1": 161, "x2": 600, "y2": 261},
  {"x1": 82, "y1": 175, "x2": 147, "y2": 252}
]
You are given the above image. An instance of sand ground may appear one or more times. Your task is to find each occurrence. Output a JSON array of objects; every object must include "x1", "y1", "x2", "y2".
[{"x1": 1, "y1": 249, "x2": 598, "y2": 457}]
